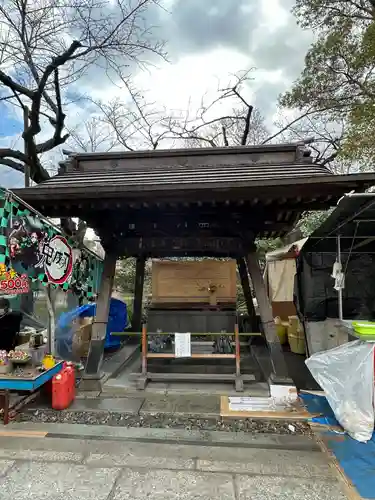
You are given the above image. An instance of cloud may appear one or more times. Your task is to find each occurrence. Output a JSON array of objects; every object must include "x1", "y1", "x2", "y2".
[
  {"x1": 251, "y1": 22, "x2": 312, "y2": 78},
  {"x1": 135, "y1": 0, "x2": 312, "y2": 124},
  {"x1": 166, "y1": 0, "x2": 261, "y2": 57},
  {"x1": 133, "y1": 49, "x2": 250, "y2": 111},
  {"x1": 0, "y1": 0, "x2": 314, "y2": 181},
  {"x1": 253, "y1": 76, "x2": 285, "y2": 122}
]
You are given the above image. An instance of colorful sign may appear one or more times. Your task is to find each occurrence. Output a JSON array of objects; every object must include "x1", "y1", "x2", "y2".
[
  {"x1": 0, "y1": 264, "x2": 29, "y2": 295},
  {"x1": 41, "y1": 235, "x2": 73, "y2": 284},
  {"x1": 0, "y1": 190, "x2": 103, "y2": 298},
  {"x1": 7, "y1": 214, "x2": 75, "y2": 285}
]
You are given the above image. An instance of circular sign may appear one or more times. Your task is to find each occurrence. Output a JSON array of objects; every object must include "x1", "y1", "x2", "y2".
[{"x1": 45, "y1": 235, "x2": 73, "y2": 284}]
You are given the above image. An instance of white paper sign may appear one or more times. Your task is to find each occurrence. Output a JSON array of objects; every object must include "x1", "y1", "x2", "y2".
[
  {"x1": 228, "y1": 397, "x2": 276, "y2": 412},
  {"x1": 270, "y1": 385, "x2": 298, "y2": 403},
  {"x1": 174, "y1": 333, "x2": 191, "y2": 358}
]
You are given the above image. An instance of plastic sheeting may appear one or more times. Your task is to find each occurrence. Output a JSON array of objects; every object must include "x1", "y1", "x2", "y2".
[
  {"x1": 306, "y1": 340, "x2": 375, "y2": 442},
  {"x1": 55, "y1": 298, "x2": 127, "y2": 360}
]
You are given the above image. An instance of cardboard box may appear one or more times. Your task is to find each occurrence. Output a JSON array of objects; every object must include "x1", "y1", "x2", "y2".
[{"x1": 72, "y1": 316, "x2": 93, "y2": 359}]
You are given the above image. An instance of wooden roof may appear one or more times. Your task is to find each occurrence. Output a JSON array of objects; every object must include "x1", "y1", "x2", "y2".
[
  {"x1": 20, "y1": 162, "x2": 332, "y2": 196},
  {"x1": 13, "y1": 143, "x2": 356, "y2": 199},
  {"x1": 14, "y1": 143, "x2": 375, "y2": 201},
  {"x1": 11, "y1": 144, "x2": 375, "y2": 257}
]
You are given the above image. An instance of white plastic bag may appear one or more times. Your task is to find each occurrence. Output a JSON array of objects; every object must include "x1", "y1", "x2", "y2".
[{"x1": 306, "y1": 340, "x2": 375, "y2": 442}]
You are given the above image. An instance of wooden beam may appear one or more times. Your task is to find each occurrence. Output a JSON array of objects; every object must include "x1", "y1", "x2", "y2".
[
  {"x1": 108, "y1": 237, "x2": 245, "y2": 257},
  {"x1": 246, "y1": 249, "x2": 290, "y2": 382},
  {"x1": 146, "y1": 353, "x2": 236, "y2": 359},
  {"x1": 132, "y1": 256, "x2": 146, "y2": 332},
  {"x1": 236, "y1": 257, "x2": 258, "y2": 331},
  {"x1": 23, "y1": 192, "x2": 342, "y2": 222},
  {"x1": 246, "y1": 251, "x2": 277, "y2": 343},
  {"x1": 83, "y1": 252, "x2": 116, "y2": 382}
]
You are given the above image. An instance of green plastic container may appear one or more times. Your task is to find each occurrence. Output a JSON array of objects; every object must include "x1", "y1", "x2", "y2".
[{"x1": 352, "y1": 321, "x2": 375, "y2": 341}]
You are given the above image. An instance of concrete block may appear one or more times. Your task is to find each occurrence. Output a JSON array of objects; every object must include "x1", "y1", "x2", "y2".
[
  {"x1": 68, "y1": 397, "x2": 144, "y2": 414},
  {"x1": 139, "y1": 394, "x2": 220, "y2": 417}
]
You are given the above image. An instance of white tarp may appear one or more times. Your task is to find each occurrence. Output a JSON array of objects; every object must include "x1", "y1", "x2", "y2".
[
  {"x1": 267, "y1": 259, "x2": 296, "y2": 302},
  {"x1": 264, "y1": 238, "x2": 307, "y2": 303},
  {"x1": 306, "y1": 340, "x2": 375, "y2": 442}
]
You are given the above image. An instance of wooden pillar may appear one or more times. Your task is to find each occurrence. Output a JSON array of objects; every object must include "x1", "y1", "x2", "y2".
[
  {"x1": 132, "y1": 256, "x2": 146, "y2": 332},
  {"x1": 83, "y1": 252, "x2": 116, "y2": 383},
  {"x1": 236, "y1": 257, "x2": 257, "y2": 331},
  {"x1": 246, "y1": 248, "x2": 290, "y2": 382}
]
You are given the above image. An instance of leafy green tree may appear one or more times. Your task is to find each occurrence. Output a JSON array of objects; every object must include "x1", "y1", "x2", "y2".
[
  {"x1": 298, "y1": 210, "x2": 332, "y2": 236},
  {"x1": 281, "y1": 0, "x2": 375, "y2": 167},
  {"x1": 114, "y1": 258, "x2": 151, "y2": 298}
]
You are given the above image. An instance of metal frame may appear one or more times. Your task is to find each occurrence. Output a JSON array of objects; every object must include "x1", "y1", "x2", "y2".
[{"x1": 0, "y1": 362, "x2": 63, "y2": 424}]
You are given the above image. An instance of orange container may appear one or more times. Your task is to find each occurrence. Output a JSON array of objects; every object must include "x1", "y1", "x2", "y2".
[{"x1": 52, "y1": 365, "x2": 75, "y2": 410}]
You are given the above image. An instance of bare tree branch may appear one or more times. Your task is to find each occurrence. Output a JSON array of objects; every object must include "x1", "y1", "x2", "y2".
[
  {"x1": 163, "y1": 70, "x2": 268, "y2": 148},
  {"x1": 0, "y1": 0, "x2": 166, "y2": 182},
  {"x1": 0, "y1": 70, "x2": 33, "y2": 98},
  {"x1": 0, "y1": 158, "x2": 25, "y2": 173}
]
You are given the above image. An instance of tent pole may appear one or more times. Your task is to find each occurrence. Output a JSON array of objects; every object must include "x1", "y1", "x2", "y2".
[{"x1": 337, "y1": 233, "x2": 343, "y2": 320}]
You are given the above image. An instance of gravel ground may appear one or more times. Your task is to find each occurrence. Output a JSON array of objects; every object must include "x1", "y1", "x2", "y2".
[{"x1": 17, "y1": 409, "x2": 312, "y2": 435}]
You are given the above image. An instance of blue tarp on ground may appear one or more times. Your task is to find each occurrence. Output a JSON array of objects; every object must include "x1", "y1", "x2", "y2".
[{"x1": 301, "y1": 393, "x2": 375, "y2": 499}]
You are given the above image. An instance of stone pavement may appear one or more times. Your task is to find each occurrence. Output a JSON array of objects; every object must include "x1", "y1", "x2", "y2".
[{"x1": 0, "y1": 422, "x2": 349, "y2": 500}]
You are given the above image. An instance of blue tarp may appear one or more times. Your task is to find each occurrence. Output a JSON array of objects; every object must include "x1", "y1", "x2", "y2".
[
  {"x1": 55, "y1": 298, "x2": 127, "y2": 358},
  {"x1": 301, "y1": 393, "x2": 375, "y2": 498}
]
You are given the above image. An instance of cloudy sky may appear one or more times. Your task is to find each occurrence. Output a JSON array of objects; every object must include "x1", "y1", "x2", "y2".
[{"x1": 0, "y1": 0, "x2": 312, "y2": 188}]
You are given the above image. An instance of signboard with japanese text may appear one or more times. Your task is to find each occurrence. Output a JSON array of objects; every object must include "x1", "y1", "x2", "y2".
[{"x1": 0, "y1": 189, "x2": 103, "y2": 298}]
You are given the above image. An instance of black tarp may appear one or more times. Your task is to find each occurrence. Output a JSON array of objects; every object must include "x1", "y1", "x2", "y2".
[
  {"x1": 294, "y1": 194, "x2": 375, "y2": 322},
  {"x1": 295, "y1": 251, "x2": 375, "y2": 321}
]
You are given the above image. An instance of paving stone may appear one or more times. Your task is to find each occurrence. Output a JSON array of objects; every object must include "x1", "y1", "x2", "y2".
[
  {"x1": 112, "y1": 469, "x2": 235, "y2": 500},
  {"x1": 0, "y1": 460, "x2": 14, "y2": 476},
  {"x1": 0, "y1": 449, "x2": 83, "y2": 463},
  {"x1": 138, "y1": 395, "x2": 175, "y2": 414},
  {"x1": 166, "y1": 382, "x2": 269, "y2": 397},
  {"x1": 75, "y1": 391, "x2": 101, "y2": 399},
  {"x1": 85, "y1": 452, "x2": 194, "y2": 470},
  {"x1": 236, "y1": 475, "x2": 347, "y2": 500},
  {"x1": 69, "y1": 397, "x2": 144, "y2": 414},
  {"x1": 140, "y1": 394, "x2": 220, "y2": 417},
  {"x1": 173, "y1": 395, "x2": 220, "y2": 416},
  {"x1": 0, "y1": 461, "x2": 120, "y2": 500},
  {"x1": 197, "y1": 456, "x2": 336, "y2": 479}
]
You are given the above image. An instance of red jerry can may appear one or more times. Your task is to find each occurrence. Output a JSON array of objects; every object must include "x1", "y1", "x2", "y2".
[
  {"x1": 52, "y1": 368, "x2": 74, "y2": 410},
  {"x1": 45, "y1": 361, "x2": 67, "y2": 398},
  {"x1": 65, "y1": 362, "x2": 76, "y2": 405}
]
